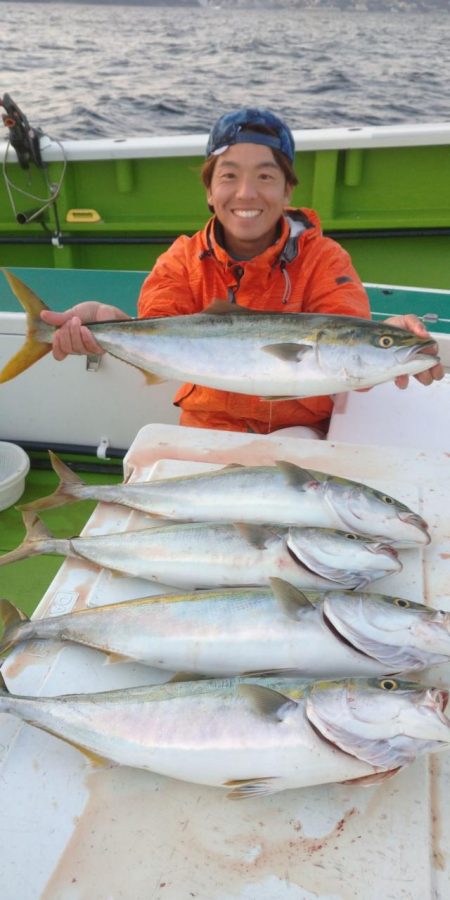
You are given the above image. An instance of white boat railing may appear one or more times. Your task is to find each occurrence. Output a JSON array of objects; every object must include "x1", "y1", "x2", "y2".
[{"x1": 1, "y1": 121, "x2": 450, "y2": 163}]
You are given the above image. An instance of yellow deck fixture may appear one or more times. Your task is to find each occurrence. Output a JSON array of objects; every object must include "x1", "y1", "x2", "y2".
[{"x1": 66, "y1": 208, "x2": 102, "y2": 223}]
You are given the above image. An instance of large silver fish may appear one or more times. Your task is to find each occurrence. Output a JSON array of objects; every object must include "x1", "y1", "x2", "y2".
[
  {"x1": 19, "y1": 452, "x2": 430, "y2": 547},
  {"x1": 1, "y1": 672, "x2": 449, "y2": 797},
  {"x1": 2, "y1": 581, "x2": 449, "y2": 677},
  {"x1": 0, "y1": 513, "x2": 402, "y2": 590},
  {"x1": 0, "y1": 270, "x2": 439, "y2": 396}
]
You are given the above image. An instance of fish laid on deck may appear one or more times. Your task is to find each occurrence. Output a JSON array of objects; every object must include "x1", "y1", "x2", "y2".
[
  {"x1": 0, "y1": 269, "x2": 439, "y2": 397},
  {"x1": 1, "y1": 673, "x2": 449, "y2": 797},
  {"x1": 20, "y1": 452, "x2": 430, "y2": 547},
  {"x1": 2, "y1": 581, "x2": 449, "y2": 677},
  {"x1": 0, "y1": 513, "x2": 402, "y2": 590}
]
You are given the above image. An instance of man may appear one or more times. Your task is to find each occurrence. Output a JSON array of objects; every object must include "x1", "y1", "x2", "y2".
[{"x1": 41, "y1": 107, "x2": 443, "y2": 435}]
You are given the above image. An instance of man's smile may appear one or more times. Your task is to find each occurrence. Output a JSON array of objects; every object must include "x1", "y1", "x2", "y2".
[{"x1": 232, "y1": 209, "x2": 262, "y2": 218}]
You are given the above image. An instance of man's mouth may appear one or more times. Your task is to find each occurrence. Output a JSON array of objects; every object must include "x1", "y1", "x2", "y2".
[{"x1": 233, "y1": 209, "x2": 261, "y2": 218}]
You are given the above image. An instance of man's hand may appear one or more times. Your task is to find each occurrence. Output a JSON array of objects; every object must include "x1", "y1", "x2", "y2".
[
  {"x1": 40, "y1": 302, "x2": 130, "y2": 360},
  {"x1": 384, "y1": 313, "x2": 444, "y2": 389}
]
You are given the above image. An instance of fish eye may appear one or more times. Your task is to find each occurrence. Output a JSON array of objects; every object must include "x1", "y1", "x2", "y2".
[
  {"x1": 380, "y1": 679, "x2": 398, "y2": 691},
  {"x1": 394, "y1": 597, "x2": 410, "y2": 608},
  {"x1": 379, "y1": 335, "x2": 395, "y2": 348},
  {"x1": 345, "y1": 533, "x2": 358, "y2": 540},
  {"x1": 382, "y1": 495, "x2": 395, "y2": 505}
]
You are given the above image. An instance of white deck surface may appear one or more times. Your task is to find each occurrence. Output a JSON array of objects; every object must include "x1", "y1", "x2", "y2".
[{"x1": 1, "y1": 423, "x2": 450, "y2": 900}]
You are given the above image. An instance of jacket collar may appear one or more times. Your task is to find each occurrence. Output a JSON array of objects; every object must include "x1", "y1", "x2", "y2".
[{"x1": 201, "y1": 208, "x2": 317, "y2": 268}]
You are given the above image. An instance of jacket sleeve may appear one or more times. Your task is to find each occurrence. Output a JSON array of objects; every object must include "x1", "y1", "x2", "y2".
[
  {"x1": 137, "y1": 236, "x2": 202, "y2": 319},
  {"x1": 301, "y1": 237, "x2": 371, "y2": 319}
]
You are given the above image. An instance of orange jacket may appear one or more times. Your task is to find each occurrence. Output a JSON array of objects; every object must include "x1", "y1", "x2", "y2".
[{"x1": 138, "y1": 208, "x2": 371, "y2": 433}]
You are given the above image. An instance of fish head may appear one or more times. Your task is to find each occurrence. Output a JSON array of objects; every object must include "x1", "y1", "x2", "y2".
[
  {"x1": 323, "y1": 592, "x2": 450, "y2": 671},
  {"x1": 322, "y1": 477, "x2": 430, "y2": 546},
  {"x1": 306, "y1": 677, "x2": 450, "y2": 770},
  {"x1": 287, "y1": 527, "x2": 401, "y2": 589},
  {"x1": 315, "y1": 320, "x2": 439, "y2": 383}
]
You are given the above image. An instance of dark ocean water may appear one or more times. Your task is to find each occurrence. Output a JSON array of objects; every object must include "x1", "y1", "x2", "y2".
[{"x1": 1, "y1": 1, "x2": 450, "y2": 140}]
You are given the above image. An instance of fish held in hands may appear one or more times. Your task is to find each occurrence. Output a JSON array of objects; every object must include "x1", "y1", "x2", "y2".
[{"x1": 0, "y1": 269, "x2": 439, "y2": 398}]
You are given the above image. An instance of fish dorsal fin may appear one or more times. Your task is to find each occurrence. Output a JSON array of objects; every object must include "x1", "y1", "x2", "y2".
[
  {"x1": 203, "y1": 300, "x2": 261, "y2": 316},
  {"x1": 269, "y1": 577, "x2": 314, "y2": 615},
  {"x1": 234, "y1": 523, "x2": 277, "y2": 549},
  {"x1": 225, "y1": 777, "x2": 280, "y2": 799},
  {"x1": 275, "y1": 460, "x2": 318, "y2": 488},
  {"x1": 237, "y1": 683, "x2": 297, "y2": 720},
  {"x1": 261, "y1": 343, "x2": 311, "y2": 362}
]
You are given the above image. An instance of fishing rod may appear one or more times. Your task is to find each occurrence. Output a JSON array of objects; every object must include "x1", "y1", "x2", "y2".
[{"x1": 1, "y1": 93, "x2": 66, "y2": 237}]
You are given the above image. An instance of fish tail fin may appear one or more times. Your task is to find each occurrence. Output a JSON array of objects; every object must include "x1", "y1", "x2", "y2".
[
  {"x1": 0, "y1": 269, "x2": 52, "y2": 383},
  {"x1": 0, "y1": 598, "x2": 29, "y2": 655},
  {"x1": 0, "y1": 511, "x2": 54, "y2": 567},
  {"x1": 18, "y1": 451, "x2": 84, "y2": 512}
]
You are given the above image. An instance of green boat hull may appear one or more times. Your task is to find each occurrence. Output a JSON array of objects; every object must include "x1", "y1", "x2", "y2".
[{"x1": 1, "y1": 127, "x2": 450, "y2": 288}]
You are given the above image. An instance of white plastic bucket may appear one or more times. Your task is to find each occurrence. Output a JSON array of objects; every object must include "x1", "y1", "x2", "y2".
[{"x1": 0, "y1": 442, "x2": 30, "y2": 511}]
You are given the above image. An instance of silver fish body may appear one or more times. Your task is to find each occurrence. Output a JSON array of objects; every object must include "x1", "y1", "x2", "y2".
[
  {"x1": 2, "y1": 583, "x2": 449, "y2": 677},
  {"x1": 0, "y1": 515, "x2": 402, "y2": 590},
  {"x1": 1, "y1": 674, "x2": 448, "y2": 797},
  {"x1": 0, "y1": 270, "x2": 439, "y2": 397},
  {"x1": 22, "y1": 455, "x2": 430, "y2": 548},
  {"x1": 60, "y1": 309, "x2": 440, "y2": 397}
]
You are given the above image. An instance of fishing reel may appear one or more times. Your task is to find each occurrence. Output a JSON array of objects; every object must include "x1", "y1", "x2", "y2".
[
  {"x1": 1, "y1": 93, "x2": 66, "y2": 235},
  {"x1": 1, "y1": 93, "x2": 44, "y2": 170}
]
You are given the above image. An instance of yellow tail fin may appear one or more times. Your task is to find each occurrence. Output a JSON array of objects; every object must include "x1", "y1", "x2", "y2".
[{"x1": 0, "y1": 269, "x2": 52, "y2": 383}]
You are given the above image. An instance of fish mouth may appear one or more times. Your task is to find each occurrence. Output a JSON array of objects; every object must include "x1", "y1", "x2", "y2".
[
  {"x1": 398, "y1": 513, "x2": 431, "y2": 544},
  {"x1": 395, "y1": 339, "x2": 439, "y2": 364},
  {"x1": 429, "y1": 688, "x2": 449, "y2": 719},
  {"x1": 371, "y1": 543, "x2": 399, "y2": 561}
]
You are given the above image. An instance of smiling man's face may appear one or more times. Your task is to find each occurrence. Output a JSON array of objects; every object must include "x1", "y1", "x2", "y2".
[{"x1": 207, "y1": 143, "x2": 293, "y2": 259}]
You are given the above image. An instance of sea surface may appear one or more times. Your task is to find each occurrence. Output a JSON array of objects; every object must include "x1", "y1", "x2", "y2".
[{"x1": 0, "y1": 1, "x2": 449, "y2": 140}]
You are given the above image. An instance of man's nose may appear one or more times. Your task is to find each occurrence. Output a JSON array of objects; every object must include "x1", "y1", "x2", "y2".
[{"x1": 235, "y1": 176, "x2": 258, "y2": 198}]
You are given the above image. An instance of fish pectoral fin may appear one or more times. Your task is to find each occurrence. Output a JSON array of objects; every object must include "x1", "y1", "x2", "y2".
[
  {"x1": 275, "y1": 460, "x2": 319, "y2": 488},
  {"x1": 237, "y1": 683, "x2": 297, "y2": 720},
  {"x1": 343, "y1": 766, "x2": 402, "y2": 786},
  {"x1": 269, "y1": 577, "x2": 314, "y2": 614},
  {"x1": 234, "y1": 523, "x2": 280, "y2": 549},
  {"x1": 225, "y1": 777, "x2": 280, "y2": 799},
  {"x1": 261, "y1": 342, "x2": 311, "y2": 362}
]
